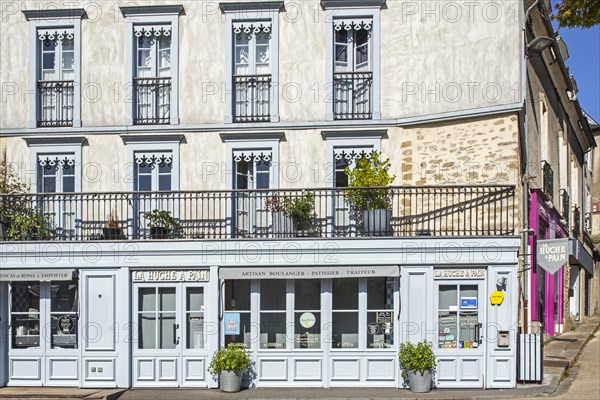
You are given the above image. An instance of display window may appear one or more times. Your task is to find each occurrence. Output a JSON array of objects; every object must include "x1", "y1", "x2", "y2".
[
  {"x1": 437, "y1": 284, "x2": 481, "y2": 349},
  {"x1": 10, "y1": 278, "x2": 79, "y2": 350}
]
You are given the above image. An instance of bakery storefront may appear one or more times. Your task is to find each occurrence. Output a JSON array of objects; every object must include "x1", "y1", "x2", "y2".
[
  {"x1": 1, "y1": 269, "x2": 80, "y2": 386},
  {"x1": 219, "y1": 266, "x2": 400, "y2": 388}
]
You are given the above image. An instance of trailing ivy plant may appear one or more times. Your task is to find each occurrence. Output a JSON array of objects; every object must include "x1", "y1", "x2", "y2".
[
  {"x1": 208, "y1": 343, "x2": 252, "y2": 375},
  {"x1": 398, "y1": 340, "x2": 438, "y2": 379},
  {"x1": 344, "y1": 151, "x2": 396, "y2": 210}
]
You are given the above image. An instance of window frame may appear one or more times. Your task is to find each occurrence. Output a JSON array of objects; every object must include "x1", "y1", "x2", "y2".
[
  {"x1": 221, "y1": 1, "x2": 283, "y2": 123},
  {"x1": 121, "y1": 5, "x2": 182, "y2": 126},
  {"x1": 25, "y1": 137, "x2": 84, "y2": 194},
  {"x1": 323, "y1": 1, "x2": 383, "y2": 121},
  {"x1": 23, "y1": 9, "x2": 84, "y2": 128}
]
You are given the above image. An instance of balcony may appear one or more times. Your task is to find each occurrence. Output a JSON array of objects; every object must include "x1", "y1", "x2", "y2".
[
  {"x1": 584, "y1": 212, "x2": 592, "y2": 236},
  {"x1": 541, "y1": 161, "x2": 554, "y2": 201},
  {"x1": 38, "y1": 80, "x2": 74, "y2": 127},
  {"x1": 573, "y1": 206, "x2": 581, "y2": 237},
  {"x1": 0, "y1": 185, "x2": 516, "y2": 242},
  {"x1": 133, "y1": 77, "x2": 171, "y2": 125},
  {"x1": 333, "y1": 71, "x2": 372, "y2": 120},
  {"x1": 233, "y1": 74, "x2": 271, "y2": 123},
  {"x1": 560, "y1": 189, "x2": 569, "y2": 226}
]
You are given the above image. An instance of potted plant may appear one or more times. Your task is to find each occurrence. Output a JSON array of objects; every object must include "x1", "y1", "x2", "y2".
[
  {"x1": 398, "y1": 340, "x2": 438, "y2": 393},
  {"x1": 143, "y1": 209, "x2": 181, "y2": 239},
  {"x1": 6, "y1": 211, "x2": 50, "y2": 241},
  {"x1": 283, "y1": 192, "x2": 317, "y2": 237},
  {"x1": 344, "y1": 151, "x2": 396, "y2": 236},
  {"x1": 208, "y1": 343, "x2": 251, "y2": 392},
  {"x1": 265, "y1": 196, "x2": 294, "y2": 238},
  {"x1": 102, "y1": 212, "x2": 125, "y2": 240}
]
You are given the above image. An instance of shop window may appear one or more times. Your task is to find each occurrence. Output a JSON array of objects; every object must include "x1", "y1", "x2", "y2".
[
  {"x1": 259, "y1": 280, "x2": 286, "y2": 350},
  {"x1": 50, "y1": 281, "x2": 78, "y2": 349},
  {"x1": 224, "y1": 280, "x2": 251, "y2": 348},
  {"x1": 366, "y1": 277, "x2": 394, "y2": 349},
  {"x1": 11, "y1": 283, "x2": 41, "y2": 349},
  {"x1": 186, "y1": 287, "x2": 204, "y2": 349},
  {"x1": 11, "y1": 279, "x2": 79, "y2": 350},
  {"x1": 138, "y1": 287, "x2": 176, "y2": 349},
  {"x1": 438, "y1": 284, "x2": 480, "y2": 349},
  {"x1": 332, "y1": 278, "x2": 359, "y2": 349},
  {"x1": 294, "y1": 279, "x2": 321, "y2": 349}
]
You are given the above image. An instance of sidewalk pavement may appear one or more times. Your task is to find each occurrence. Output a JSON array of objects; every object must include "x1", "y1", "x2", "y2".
[{"x1": 1, "y1": 316, "x2": 598, "y2": 400}]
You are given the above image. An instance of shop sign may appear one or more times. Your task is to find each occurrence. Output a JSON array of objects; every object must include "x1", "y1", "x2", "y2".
[
  {"x1": 537, "y1": 239, "x2": 568, "y2": 275},
  {"x1": 224, "y1": 312, "x2": 240, "y2": 335},
  {"x1": 434, "y1": 269, "x2": 485, "y2": 279},
  {"x1": 490, "y1": 291, "x2": 505, "y2": 305},
  {"x1": 57, "y1": 315, "x2": 74, "y2": 334},
  {"x1": 376, "y1": 311, "x2": 393, "y2": 323},
  {"x1": 299, "y1": 313, "x2": 316, "y2": 328},
  {"x1": 460, "y1": 297, "x2": 477, "y2": 309},
  {"x1": 219, "y1": 265, "x2": 399, "y2": 280},
  {"x1": 0, "y1": 269, "x2": 74, "y2": 282},
  {"x1": 132, "y1": 270, "x2": 209, "y2": 282}
]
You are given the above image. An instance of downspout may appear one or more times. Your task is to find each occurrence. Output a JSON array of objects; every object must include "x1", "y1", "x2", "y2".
[{"x1": 520, "y1": 0, "x2": 540, "y2": 333}]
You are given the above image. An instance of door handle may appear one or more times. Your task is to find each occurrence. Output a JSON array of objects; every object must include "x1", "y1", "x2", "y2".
[{"x1": 475, "y1": 323, "x2": 483, "y2": 344}]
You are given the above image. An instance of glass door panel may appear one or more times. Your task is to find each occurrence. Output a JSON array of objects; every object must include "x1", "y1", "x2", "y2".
[{"x1": 437, "y1": 283, "x2": 481, "y2": 349}]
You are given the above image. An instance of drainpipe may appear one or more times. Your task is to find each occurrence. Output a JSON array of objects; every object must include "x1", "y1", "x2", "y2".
[{"x1": 520, "y1": 0, "x2": 540, "y2": 333}]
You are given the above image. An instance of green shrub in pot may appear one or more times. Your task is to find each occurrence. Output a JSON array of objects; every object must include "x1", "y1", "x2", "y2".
[
  {"x1": 208, "y1": 344, "x2": 252, "y2": 392},
  {"x1": 398, "y1": 340, "x2": 438, "y2": 393}
]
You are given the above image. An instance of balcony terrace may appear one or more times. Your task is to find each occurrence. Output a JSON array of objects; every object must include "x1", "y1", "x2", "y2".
[{"x1": 0, "y1": 185, "x2": 516, "y2": 241}]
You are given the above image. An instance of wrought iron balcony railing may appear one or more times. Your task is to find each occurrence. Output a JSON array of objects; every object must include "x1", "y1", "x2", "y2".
[
  {"x1": 233, "y1": 74, "x2": 271, "y2": 122},
  {"x1": 573, "y1": 206, "x2": 581, "y2": 237},
  {"x1": 0, "y1": 185, "x2": 516, "y2": 242},
  {"x1": 333, "y1": 71, "x2": 372, "y2": 120},
  {"x1": 134, "y1": 77, "x2": 171, "y2": 125},
  {"x1": 542, "y1": 161, "x2": 554, "y2": 201},
  {"x1": 560, "y1": 189, "x2": 569, "y2": 226},
  {"x1": 38, "y1": 80, "x2": 74, "y2": 127},
  {"x1": 584, "y1": 212, "x2": 592, "y2": 236}
]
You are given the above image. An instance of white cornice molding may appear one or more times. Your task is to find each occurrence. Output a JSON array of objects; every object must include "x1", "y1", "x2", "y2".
[{"x1": 1, "y1": 103, "x2": 524, "y2": 137}]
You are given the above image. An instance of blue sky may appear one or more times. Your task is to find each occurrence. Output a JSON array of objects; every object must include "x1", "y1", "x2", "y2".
[{"x1": 551, "y1": 13, "x2": 600, "y2": 122}]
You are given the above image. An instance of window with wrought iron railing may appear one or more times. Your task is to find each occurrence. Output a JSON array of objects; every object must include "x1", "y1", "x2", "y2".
[
  {"x1": 542, "y1": 161, "x2": 554, "y2": 200},
  {"x1": 37, "y1": 29, "x2": 75, "y2": 127},
  {"x1": 333, "y1": 20, "x2": 373, "y2": 120},
  {"x1": 134, "y1": 77, "x2": 171, "y2": 125},
  {"x1": 233, "y1": 75, "x2": 271, "y2": 122},
  {"x1": 560, "y1": 189, "x2": 569, "y2": 225}
]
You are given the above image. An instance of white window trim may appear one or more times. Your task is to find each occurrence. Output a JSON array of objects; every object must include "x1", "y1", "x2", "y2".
[
  {"x1": 121, "y1": 5, "x2": 182, "y2": 126},
  {"x1": 323, "y1": 130, "x2": 385, "y2": 187},
  {"x1": 221, "y1": 133, "x2": 283, "y2": 190},
  {"x1": 323, "y1": 0, "x2": 383, "y2": 121},
  {"x1": 24, "y1": 137, "x2": 84, "y2": 193},
  {"x1": 221, "y1": 2, "x2": 283, "y2": 123},
  {"x1": 23, "y1": 9, "x2": 85, "y2": 129},
  {"x1": 121, "y1": 135, "x2": 183, "y2": 191}
]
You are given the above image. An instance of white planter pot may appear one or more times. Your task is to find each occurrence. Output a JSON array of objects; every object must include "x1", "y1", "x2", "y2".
[
  {"x1": 363, "y1": 209, "x2": 392, "y2": 236},
  {"x1": 220, "y1": 370, "x2": 243, "y2": 392},
  {"x1": 407, "y1": 370, "x2": 433, "y2": 393}
]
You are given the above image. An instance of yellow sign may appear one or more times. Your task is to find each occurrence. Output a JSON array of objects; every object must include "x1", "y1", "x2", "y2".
[{"x1": 490, "y1": 291, "x2": 505, "y2": 305}]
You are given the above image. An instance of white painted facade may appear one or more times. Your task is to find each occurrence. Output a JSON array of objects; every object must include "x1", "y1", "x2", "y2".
[{"x1": 0, "y1": 0, "x2": 527, "y2": 391}]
